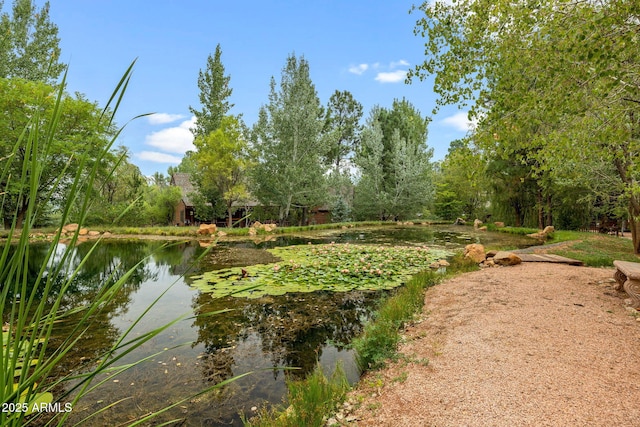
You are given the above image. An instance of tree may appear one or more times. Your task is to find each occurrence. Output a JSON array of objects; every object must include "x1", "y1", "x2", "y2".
[
  {"x1": 354, "y1": 101, "x2": 433, "y2": 220},
  {"x1": 144, "y1": 184, "x2": 181, "y2": 225},
  {"x1": 0, "y1": 78, "x2": 115, "y2": 228},
  {"x1": 434, "y1": 140, "x2": 488, "y2": 220},
  {"x1": 323, "y1": 90, "x2": 363, "y2": 172},
  {"x1": 353, "y1": 115, "x2": 387, "y2": 220},
  {"x1": 410, "y1": 0, "x2": 640, "y2": 251},
  {"x1": 193, "y1": 115, "x2": 252, "y2": 227},
  {"x1": 0, "y1": 0, "x2": 64, "y2": 83},
  {"x1": 189, "y1": 43, "x2": 233, "y2": 138},
  {"x1": 251, "y1": 53, "x2": 328, "y2": 225},
  {"x1": 80, "y1": 146, "x2": 146, "y2": 225}
]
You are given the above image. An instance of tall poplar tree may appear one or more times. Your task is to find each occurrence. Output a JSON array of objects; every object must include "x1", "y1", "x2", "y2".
[
  {"x1": 251, "y1": 53, "x2": 327, "y2": 225},
  {"x1": 0, "y1": 0, "x2": 64, "y2": 83},
  {"x1": 189, "y1": 43, "x2": 233, "y2": 138}
]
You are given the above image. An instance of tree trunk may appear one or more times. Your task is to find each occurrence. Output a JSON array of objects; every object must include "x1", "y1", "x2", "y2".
[
  {"x1": 629, "y1": 202, "x2": 640, "y2": 255},
  {"x1": 537, "y1": 188, "x2": 544, "y2": 229},
  {"x1": 227, "y1": 206, "x2": 233, "y2": 228}
]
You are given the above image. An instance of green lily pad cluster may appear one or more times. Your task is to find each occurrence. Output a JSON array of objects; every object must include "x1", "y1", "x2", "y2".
[{"x1": 190, "y1": 243, "x2": 452, "y2": 298}]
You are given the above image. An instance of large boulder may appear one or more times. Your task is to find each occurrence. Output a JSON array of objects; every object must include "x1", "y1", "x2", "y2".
[
  {"x1": 493, "y1": 251, "x2": 522, "y2": 266},
  {"x1": 527, "y1": 225, "x2": 555, "y2": 240},
  {"x1": 473, "y1": 219, "x2": 483, "y2": 229},
  {"x1": 464, "y1": 244, "x2": 486, "y2": 263},
  {"x1": 197, "y1": 224, "x2": 217, "y2": 235}
]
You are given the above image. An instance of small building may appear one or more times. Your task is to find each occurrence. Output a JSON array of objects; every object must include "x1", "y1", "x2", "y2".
[{"x1": 170, "y1": 173, "x2": 196, "y2": 226}]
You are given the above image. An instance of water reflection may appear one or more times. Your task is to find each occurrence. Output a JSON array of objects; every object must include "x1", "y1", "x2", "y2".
[{"x1": 12, "y1": 225, "x2": 535, "y2": 426}]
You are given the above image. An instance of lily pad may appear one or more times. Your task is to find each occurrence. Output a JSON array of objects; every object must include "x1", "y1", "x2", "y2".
[{"x1": 190, "y1": 243, "x2": 452, "y2": 298}]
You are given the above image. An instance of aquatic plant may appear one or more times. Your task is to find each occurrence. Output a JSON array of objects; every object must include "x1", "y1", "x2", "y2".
[
  {"x1": 190, "y1": 243, "x2": 452, "y2": 298},
  {"x1": 0, "y1": 64, "x2": 239, "y2": 426}
]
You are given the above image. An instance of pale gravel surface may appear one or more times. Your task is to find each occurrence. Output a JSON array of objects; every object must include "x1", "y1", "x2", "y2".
[{"x1": 343, "y1": 263, "x2": 640, "y2": 426}]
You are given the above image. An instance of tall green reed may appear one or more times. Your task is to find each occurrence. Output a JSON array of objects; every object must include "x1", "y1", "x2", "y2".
[{"x1": 0, "y1": 63, "x2": 243, "y2": 426}]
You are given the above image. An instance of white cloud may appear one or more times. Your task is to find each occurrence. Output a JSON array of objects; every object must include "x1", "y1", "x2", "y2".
[
  {"x1": 137, "y1": 151, "x2": 183, "y2": 164},
  {"x1": 390, "y1": 59, "x2": 410, "y2": 69},
  {"x1": 147, "y1": 113, "x2": 185, "y2": 125},
  {"x1": 348, "y1": 63, "x2": 369, "y2": 75},
  {"x1": 144, "y1": 116, "x2": 196, "y2": 154},
  {"x1": 441, "y1": 112, "x2": 477, "y2": 131},
  {"x1": 374, "y1": 70, "x2": 407, "y2": 83}
]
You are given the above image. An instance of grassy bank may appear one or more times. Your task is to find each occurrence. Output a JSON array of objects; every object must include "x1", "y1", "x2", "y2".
[
  {"x1": 490, "y1": 227, "x2": 639, "y2": 267},
  {"x1": 244, "y1": 254, "x2": 478, "y2": 426}
]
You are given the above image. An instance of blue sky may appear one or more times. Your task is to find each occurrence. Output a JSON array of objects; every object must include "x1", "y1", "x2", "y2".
[{"x1": 34, "y1": 0, "x2": 473, "y2": 176}]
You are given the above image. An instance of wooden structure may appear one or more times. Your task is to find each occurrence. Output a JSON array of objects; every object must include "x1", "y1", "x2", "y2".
[
  {"x1": 517, "y1": 253, "x2": 584, "y2": 266},
  {"x1": 170, "y1": 173, "x2": 196, "y2": 226},
  {"x1": 613, "y1": 260, "x2": 640, "y2": 310}
]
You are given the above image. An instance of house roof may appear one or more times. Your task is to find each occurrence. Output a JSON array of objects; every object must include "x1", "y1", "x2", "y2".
[{"x1": 170, "y1": 173, "x2": 196, "y2": 207}]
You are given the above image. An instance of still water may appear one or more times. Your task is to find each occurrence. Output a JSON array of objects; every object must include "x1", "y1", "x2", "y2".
[{"x1": 24, "y1": 225, "x2": 534, "y2": 426}]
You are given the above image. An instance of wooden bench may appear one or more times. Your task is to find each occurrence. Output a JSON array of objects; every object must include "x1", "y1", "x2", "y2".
[{"x1": 613, "y1": 260, "x2": 640, "y2": 310}]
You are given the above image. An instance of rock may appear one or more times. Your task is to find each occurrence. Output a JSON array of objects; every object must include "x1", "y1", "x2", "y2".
[
  {"x1": 88, "y1": 230, "x2": 100, "y2": 236},
  {"x1": 438, "y1": 259, "x2": 450, "y2": 267},
  {"x1": 63, "y1": 223, "x2": 79, "y2": 233},
  {"x1": 464, "y1": 244, "x2": 486, "y2": 263},
  {"x1": 102, "y1": 231, "x2": 112, "y2": 237},
  {"x1": 479, "y1": 226, "x2": 488, "y2": 231},
  {"x1": 197, "y1": 224, "x2": 217, "y2": 235},
  {"x1": 542, "y1": 225, "x2": 555, "y2": 235},
  {"x1": 474, "y1": 219, "x2": 483, "y2": 228},
  {"x1": 217, "y1": 231, "x2": 227, "y2": 237},
  {"x1": 248, "y1": 227, "x2": 257, "y2": 236},
  {"x1": 486, "y1": 250, "x2": 499, "y2": 258},
  {"x1": 78, "y1": 228, "x2": 88, "y2": 236},
  {"x1": 454, "y1": 218, "x2": 466, "y2": 225},
  {"x1": 494, "y1": 221, "x2": 505, "y2": 228},
  {"x1": 528, "y1": 225, "x2": 555, "y2": 239},
  {"x1": 493, "y1": 251, "x2": 522, "y2": 266}
]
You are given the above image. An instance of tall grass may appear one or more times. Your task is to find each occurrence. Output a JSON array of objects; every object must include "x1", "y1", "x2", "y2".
[
  {"x1": 352, "y1": 271, "x2": 440, "y2": 371},
  {"x1": 244, "y1": 364, "x2": 350, "y2": 427},
  {"x1": 0, "y1": 64, "x2": 238, "y2": 426}
]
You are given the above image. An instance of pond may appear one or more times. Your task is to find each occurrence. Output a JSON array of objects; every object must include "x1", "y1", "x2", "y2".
[{"x1": 15, "y1": 225, "x2": 535, "y2": 426}]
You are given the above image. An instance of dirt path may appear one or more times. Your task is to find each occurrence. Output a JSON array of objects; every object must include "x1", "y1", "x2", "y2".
[{"x1": 340, "y1": 263, "x2": 640, "y2": 426}]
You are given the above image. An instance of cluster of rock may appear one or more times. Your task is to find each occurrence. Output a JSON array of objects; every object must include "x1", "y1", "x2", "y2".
[
  {"x1": 59, "y1": 223, "x2": 109, "y2": 238},
  {"x1": 464, "y1": 243, "x2": 522, "y2": 268},
  {"x1": 248, "y1": 221, "x2": 277, "y2": 236}
]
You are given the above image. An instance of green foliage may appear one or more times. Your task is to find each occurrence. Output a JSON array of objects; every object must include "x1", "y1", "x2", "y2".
[
  {"x1": 143, "y1": 184, "x2": 182, "y2": 225},
  {"x1": 189, "y1": 43, "x2": 233, "y2": 138},
  {"x1": 190, "y1": 243, "x2": 452, "y2": 298},
  {"x1": 410, "y1": 0, "x2": 640, "y2": 251},
  {"x1": 251, "y1": 53, "x2": 328, "y2": 224},
  {"x1": 0, "y1": 78, "x2": 115, "y2": 228},
  {"x1": 354, "y1": 102, "x2": 434, "y2": 220},
  {"x1": 244, "y1": 364, "x2": 350, "y2": 427},
  {"x1": 323, "y1": 90, "x2": 363, "y2": 172},
  {"x1": 352, "y1": 271, "x2": 440, "y2": 370},
  {"x1": 0, "y1": 0, "x2": 64, "y2": 83},
  {"x1": 193, "y1": 115, "x2": 253, "y2": 227}
]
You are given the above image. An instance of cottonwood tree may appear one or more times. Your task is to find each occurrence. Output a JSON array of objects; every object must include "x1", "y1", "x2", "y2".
[
  {"x1": 0, "y1": 79, "x2": 115, "y2": 228},
  {"x1": 0, "y1": 0, "x2": 64, "y2": 83},
  {"x1": 193, "y1": 115, "x2": 252, "y2": 227},
  {"x1": 354, "y1": 104, "x2": 433, "y2": 220},
  {"x1": 410, "y1": 0, "x2": 640, "y2": 250},
  {"x1": 323, "y1": 90, "x2": 363, "y2": 172},
  {"x1": 189, "y1": 43, "x2": 233, "y2": 138},
  {"x1": 251, "y1": 53, "x2": 327, "y2": 225}
]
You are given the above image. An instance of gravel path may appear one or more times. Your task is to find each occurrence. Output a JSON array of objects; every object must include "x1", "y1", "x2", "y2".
[{"x1": 342, "y1": 263, "x2": 640, "y2": 426}]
